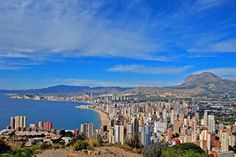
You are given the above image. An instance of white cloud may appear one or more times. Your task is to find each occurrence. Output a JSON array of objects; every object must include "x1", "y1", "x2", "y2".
[
  {"x1": 195, "y1": 0, "x2": 228, "y2": 10},
  {"x1": 189, "y1": 38, "x2": 236, "y2": 53},
  {"x1": 0, "y1": 0, "x2": 163, "y2": 61},
  {"x1": 194, "y1": 67, "x2": 236, "y2": 78},
  {"x1": 107, "y1": 64, "x2": 191, "y2": 75},
  {"x1": 0, "y1": 60, "x2": 39, "y2": 70},
  {"x1": 0, "y1": 0, "x2": 234, "y2": 65}
]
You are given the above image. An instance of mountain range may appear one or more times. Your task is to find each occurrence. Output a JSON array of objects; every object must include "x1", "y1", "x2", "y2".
[
  {"x1": 0, "y1": 85, "x2": 130, "y2": 95},
  {"x1": 123, "y1": 72, "x2": 236, "y2": 98},
  {"x1": 1, "y1": 72, "x2": 236, "y2": 97}
]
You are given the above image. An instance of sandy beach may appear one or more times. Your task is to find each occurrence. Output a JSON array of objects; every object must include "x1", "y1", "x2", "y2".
[
  {"x1": 92, "y1": 108, "x2": 109, "y2": 126},
  {"x1": 75, "y1": 106, "x2": 109, "y2": 127}
]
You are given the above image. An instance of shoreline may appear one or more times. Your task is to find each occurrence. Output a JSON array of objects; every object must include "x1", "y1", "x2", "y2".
[
  {"x1": 6, "y1": 94, "x2": 109, "y2": 128},
  {"x1": 75, "y1": 106, "x2": 109, "y2": 127},
  {"x1": 8, "y1": 94, "x2": 92, "y2": 104}
]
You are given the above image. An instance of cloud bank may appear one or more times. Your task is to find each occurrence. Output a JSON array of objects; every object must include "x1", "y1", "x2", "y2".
[{"x1": 107, "y1": 64, "x2": 191, "y2": 75}]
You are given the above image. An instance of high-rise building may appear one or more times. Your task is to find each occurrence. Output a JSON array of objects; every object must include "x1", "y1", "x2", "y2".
[
  {"x1": 113, "y1": 125, "x2": 124, "y2": 145},
  {"x1": 141, "y1": 126, "x2": 145, "y2": 146},
  {"x1": 170, "y1": 109, "x2": 175, "y2": 124},
  {"x1": 203, "y1": 110, "x2": 208, "y2": 127},
  {"x1": 10, "y1": 116, "x2": 26, "y2": 130},
  {"x1": 80, "y1": 123, "x2": 94, "y2": 138},
  {"x1": 127, "y1": 123, "x2": 133, "y2": 134},
  {"x1": 10, "y1": 117, "x2": 15, "y2": 129},
  {"x1": 108, "y1": 127, "x2": 115, "y2": 144},
  {"x1": 115, "y1": 125, "x2": 120, "y2": 144},
  {"x1": 120, "y1": 125, "x2": 124, "y2": 145},
  {"x1": 228, "y1": 135, "x2": 235, "y2": 147},
  {"x1": 132, "y1": 117, "x2": 139, "y2": 134},
  {"x1": 208, "y1": 115, "x2": 215, "y2": 133},
  {"x1": 163, "y1": 108, "x2": 167, "y2": 120},
  {"x1": 38, "y1": 121, "x2": 53, "y2": 131},
  {"x1": 141, "y1": 124, "x2": 151, "y2": 147},
  {"x1": 221, "y1": 132, "x2": 229, "y2": 152},
  {"x1": 207, "y1": 133, "x2": 212, "y2": 151}
]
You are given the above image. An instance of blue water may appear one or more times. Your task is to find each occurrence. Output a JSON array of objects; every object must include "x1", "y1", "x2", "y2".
[{"x1": 0, "y1": 94, "x2": 101, "y2": 130}]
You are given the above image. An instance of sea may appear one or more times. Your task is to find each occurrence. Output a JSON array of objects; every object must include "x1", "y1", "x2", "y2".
[{"x1": 0, "y1": 94, "x2": 101, "y2": 130}]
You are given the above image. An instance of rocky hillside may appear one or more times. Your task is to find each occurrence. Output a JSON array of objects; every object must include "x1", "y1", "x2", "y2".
[
  {"x1": 175, "y1": 72, "x2": 236, "y2": 95},
  {"x1": 123, "y1": 72, "x2": 236, "y2": 97}
]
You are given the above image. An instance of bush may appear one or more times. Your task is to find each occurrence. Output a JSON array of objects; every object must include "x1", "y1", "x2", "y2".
[
  {"x1": 0, "y1": 148, "x2": 35, "y2": 157},
  {"x1": 143, "y1": 143, "x2": 208, "y2": 157},
  {"x1": 161, "y1": 143, "x2": 208, "y2": 157},
  {"x1": 143, "y1": 143, "x2": 167, "y2": 157},
  {"x1": 13, "y1": 148, "x2": 35, "y2": 157},
  {"x1": 171, "y1": 143, "x2": 205, "y2": 154},
  {"x1": 72, "y1": 141, "x2": 89, "y2": 151},
  {"x1": 40, "y1": 143, "x2": 52, "y2": 150}
]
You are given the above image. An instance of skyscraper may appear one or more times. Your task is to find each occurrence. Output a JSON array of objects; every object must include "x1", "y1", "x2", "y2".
[
  {"x1": 141, "y1": 124, "x2": 151, "y2": 147},
  {"x1": 208, "y1": 115, "x2": 215, "y2": 133},
  {"x1": 221, "y1": 132, "x2": 229, "y2": 152},
  {"x1": 203, "y1": 110, "x2": 208, "y2": 127},
  {"x1": 10, "y1": 116, "x2": 26, "y2": 130},
  {"x1": 38, "y1": 121, "x2": 53, "y2": 131},
  {"x1": 114, "y1": 125, "x2": 124, "y2": 145},
  {"x1": 80, "y1": 123, "x2": 94, "y2": 138},
  {"x1": 170, "y1": 109, "x2": 175, "y2": 124},
  {"x1": 132, "y1": 117, "x2": 139, "y2": 134},
  {"x1": 108, "y1": 127, "x2": 115, "y2": 144},
  {"x1": 120, "y1": 125, "x2": 124, "y2": 145}
]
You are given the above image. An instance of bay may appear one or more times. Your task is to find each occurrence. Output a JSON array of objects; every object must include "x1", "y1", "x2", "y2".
[{"x1": 0, "y1": 94, "x2": 101, "y2": 130}]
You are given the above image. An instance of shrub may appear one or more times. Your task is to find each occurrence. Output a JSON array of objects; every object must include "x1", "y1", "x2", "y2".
[{"x1": 72, "y1": 141, "x2": 89, "y2": 151}]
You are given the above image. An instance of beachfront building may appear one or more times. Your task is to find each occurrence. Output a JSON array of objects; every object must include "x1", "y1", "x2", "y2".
[
  {"x1": 38, "y1": 121, "x2": 53, "y2": 131},
  {"x1": 114, "y1": 124, "x2": 124, "y2": 145},
  {"x1": 10, "y1": 116, "x2": 26, "y2": 130},
  {"x1": 80, "y1": 122, "x2": 94, "y2": 138}
]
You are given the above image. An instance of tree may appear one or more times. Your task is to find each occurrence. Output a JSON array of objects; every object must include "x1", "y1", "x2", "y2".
[
  {"x1": 143, "y1": 143, "x2": 168, "y2": 157},
  {"x1": 59, "y1": 130, "x2": 66, "y2": 136},
  {"x1": 0, "y1": 140, "x2": 11, "y2": 154},
  {"x1": 143, "y1": 143, "x2": 208, "y2": 157},
  {"x1": 161, "y1": 143, "x2": 208, "y2": 157},
  {"x1": 64, "y1": 131, "x2": 73, "y2": 138}
]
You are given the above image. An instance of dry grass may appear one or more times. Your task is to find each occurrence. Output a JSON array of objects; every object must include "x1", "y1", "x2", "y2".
[{"x1": 37, "y1": 146, "x2": 143, "y2": 157}]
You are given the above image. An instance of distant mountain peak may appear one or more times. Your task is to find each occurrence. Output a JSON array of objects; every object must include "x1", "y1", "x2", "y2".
[{"x1": 183, "y1": 72, "x2": 222, "y2": 84}]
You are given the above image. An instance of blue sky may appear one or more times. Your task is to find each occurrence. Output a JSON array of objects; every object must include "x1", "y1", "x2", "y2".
[{"x1": 0, "y1": 0, "x2": 236, "y2": 89}]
